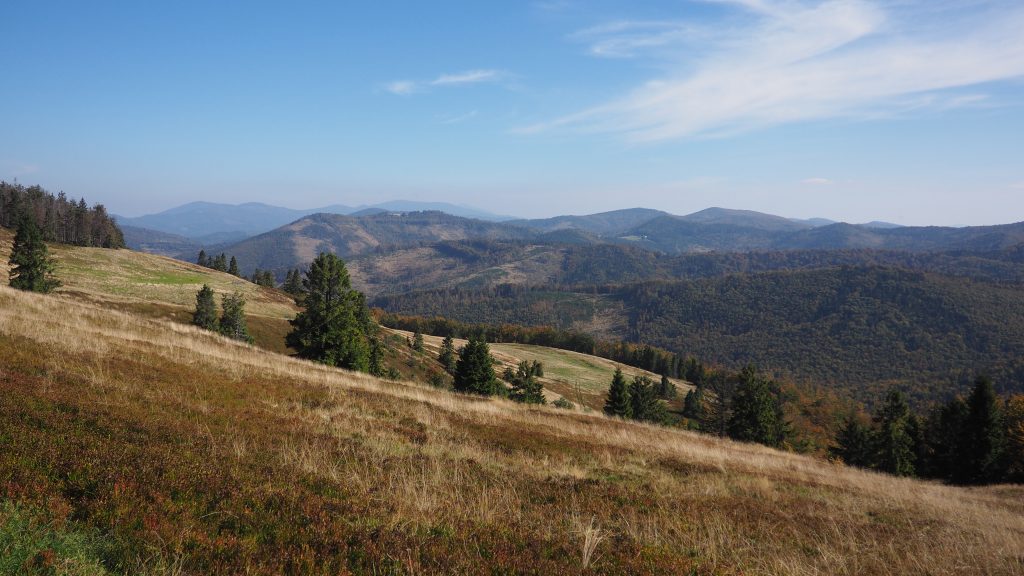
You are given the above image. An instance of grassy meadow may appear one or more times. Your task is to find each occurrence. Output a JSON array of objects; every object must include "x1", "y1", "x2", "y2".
[{"x1": 1, "y1": 284, "x2": 1023, "y2": 574}]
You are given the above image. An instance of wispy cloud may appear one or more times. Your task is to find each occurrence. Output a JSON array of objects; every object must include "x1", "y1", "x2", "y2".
[
  {"x1": 802, "y1": 177, "x2": 833, "y2": 186},
  {"x1": 528, "y1": 0, "x2": 1024, "y2": 141},
  {"x1": 385, "y1": 69, "x2": 506, "y2": 95},
  {"x1": 1011, "y1": 181, "x2": 1024, "y2": 190},
  {"x1": 438, "y1": 110, "x2": 480, "y2": 124}
]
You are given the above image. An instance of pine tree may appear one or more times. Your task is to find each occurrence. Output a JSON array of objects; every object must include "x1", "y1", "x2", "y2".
[
  {"x1": 629, "y1": 375, "x2": 667, "y2": 423},
  {"x1": 921, "y1": 397, "x2": 968, "y2": 480},
  {"x1": 958, "y1": 376, "x2": 1006, "y2": 484},
  {"x1": 283, "y1": 268, "x2": 304, "y2": 297},
  {"x1": 509, "y1": 360, "x2": 545, "y2": 404},
  {"x1": 603, "y1": 368, "x2": 631, "y2": 418},
  {"x1": 412, "y1": 330, "x2": 424, "y2": 352},
  {"x1": 830, "y1": 416, "x2": 873, "y2": 468},
  {"x1": 218, "y1": 292, "x2": 252, "y2": 343},
  {"x1": 8, "y1": 216, "x2": 60, "y2": 293},
  {"x1": 192, "y1": 284, "x2": 218, "y2": 331},
  {"x1": 438, "y1": 335, "x2": 457, "y2": 374},
  {"x1": 212, "y1": 253, "x2": 228, "y2": 272},
  {"x1": 727, "y1": 366, "x2": 786, "y2": 447},
  {"x1": 286, "y1": 252, "x2": 371, "y2": 371},
  {"x1": 228, "y1": 256, "x2": 239, "y2": 276},
  {"x1": 452, "y1": 337, "x2": 499, "y2": 395},
  {"x1": 682, "y1": 386, "x2": 705, "y2": 421},
  {"x1": 197, "y1": 250, "x2": 208, "y2": 267},
  {"x1": 368, "y1": 337, "x2": 386, "y2": 378},
  {"x1": 656, "y1": 374, "x2": 677, "y2": 399},
  {"x1": 872, "y1": 389, "x2": 916, "y2": 477}
]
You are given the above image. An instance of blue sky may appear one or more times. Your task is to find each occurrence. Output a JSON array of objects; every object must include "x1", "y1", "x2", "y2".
[{"x1": 2, "y1": 0, "x2": 1023, "y2": 225}]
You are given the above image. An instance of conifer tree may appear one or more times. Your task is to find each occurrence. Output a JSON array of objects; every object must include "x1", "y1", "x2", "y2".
[
  {"x1": 629, "y1": 375, "x2": 667, "y2": 423},
  {"x1": 212, "y1": 253, "x2": 228, "y2": 272},
  {"x1": 727, "y1": 366, "x2": 787, "y2": 447},
  {"x1": 509, "y1": 360, "x2": 545, "y2": 404},
  {"x1": 872, "y1": 389, "x2": 916, "y2": 477},
  {"x1": 830, "y1": 416, "x2": 873, "y2": 468},
  {"x1": 958, "y1": 376, "x2": 1006, "y2": 484},
  {"x1": 283, "y1": 268, "x2": 304, "y2": 297},
  {"x1": 197, "y1": 250, "x2": 208, "y2": 267},
  {"x1": 368, "y1": 337, "x2": 386, "y2": 378},
  {"x1": 682, "y1": 386, "x2": 705, "y2": 421},
  {"x1": 286, "y1": 252, "x2": 371, "y2": 371},
  {"x1": 8, "y1": 216, "x2": 60, "y2": 293},
  {"x1": 192, "y1": 284, "x2": 218, "y2": 331},
  {"x1": 921, "y1": 397, "x2": 968, "y2": 481},
  {"x1": 452, "y1": 337, "x2": 499, "y2": 395},
  {"x1": 412, "y1": 330, "x2": 424, "y2": 352},
  {"x1": 228, "y1": 256, "x2": 239, "y2": 276},
  {"x1": 603, "y1": 368, "x2": 631, "y2": 418},
  {"x1": 218, "y1": 292, "x2": 252, "y2": 343},
  {"x1": 438, "y1": 335, "x2": 457, "y2": 374},
  {"x1": 656, "y1": 374, "x2": 677, "y2": 399}
]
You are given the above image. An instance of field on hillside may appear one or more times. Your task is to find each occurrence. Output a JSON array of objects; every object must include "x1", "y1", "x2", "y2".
[
  {"x1": 398, "y1": 329, "x2": 692, "y2": 411},
  {"x1": 2, "y1": 285, "x2": 1022, "y2": 574}
]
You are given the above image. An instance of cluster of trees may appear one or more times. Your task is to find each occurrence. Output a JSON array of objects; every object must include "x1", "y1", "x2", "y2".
[
  {"x1": 281, "y1": 268, "x2": 304, "y2": 297},
  {"x1": 831, "y1": 378, "x2": 1024, "y2": 484},
  {"x1": 197, "y1": 251, "x2": 240, "y2": 276},
  {"x1": 192, "y1": 285, "x2": 253, "y2": 343},
  {"x1": 7, "y1": 217, "x2": 60, "y2": 293},
  {"x1": 0, "y1": 181, "x2": 124, "y2": 248},
  {"x1": 250, "y1": 269, "x2": 276, "y2": 287},
  {"x1": 603, "y1": 369, "x2": 669, "y2": 424}
]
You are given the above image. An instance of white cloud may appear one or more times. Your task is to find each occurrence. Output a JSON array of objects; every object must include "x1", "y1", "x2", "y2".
[
  {"x1": 431, "y1": 70, "x2": 502, "y2": 86},
  {"x1": 384, "y1": 81, "x2": 417, "y2": 96},
  {"x1": 1011, "y1": 181, "x2": 1024, "y2": 190},
  {"x1": 530, "y1": 0, "x2": 1024, "y2": 141},
  {"x1": 384, "y1": 69, "x2": 505, "y2": 96},
  {"x1": 438, "y1": 110, "x2": 480, "y2": 124},
  {"x1": 802, "y1": 177, "x2": 833, "y2": 185}
]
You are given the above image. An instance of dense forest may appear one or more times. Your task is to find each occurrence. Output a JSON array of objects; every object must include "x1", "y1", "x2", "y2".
[{"x1": 0, "y1": 181, "x2": 124, "y2": 248}]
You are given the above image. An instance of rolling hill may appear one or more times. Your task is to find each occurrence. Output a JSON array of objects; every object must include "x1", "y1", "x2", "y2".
[{"x1": 2, "y1": 279, "x2": 1022, "y2": 574}]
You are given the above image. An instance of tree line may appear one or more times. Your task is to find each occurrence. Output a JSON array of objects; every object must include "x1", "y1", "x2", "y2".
[
  {"x1": 1, "y1": 181, "x2": 124, "y2": 248},
  {"x1": 831, "y1": 377, "x2": 1024, "y2": 485}
]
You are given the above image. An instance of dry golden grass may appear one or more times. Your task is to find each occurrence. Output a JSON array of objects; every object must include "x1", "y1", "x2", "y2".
[{"x1": 2, "y1": 284, "x2": 1023, "y2": 574}]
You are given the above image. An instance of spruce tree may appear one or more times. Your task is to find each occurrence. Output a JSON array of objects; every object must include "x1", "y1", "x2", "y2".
[
  {"x1": 921, "y1": 397, "x2": 968, "y2": 481},
  {"x1": 727, "y1": 366, "x2": 786, "y2": 447},
  {"x1": 682, "y1": 386, "x2": 705, "y2": 421},
  {"x1": 197, "y1": 250, "x2": 208, "y2": 267},
  {"x1": 958, "y1": 376, "x2": 1006, "y2": 484},
  {"x1": 1004, "y1": 394, "x2": 1024, "y2": 483},
  {"x1": 509, "y1": 360, "x2": 545, "y2": 404},
  {"x1": 830, "y1": 416, "x2": 873, "y2": 468},
  {"x1": 192, "y1": 284, "x2": 218, "y2": 331},
  {"x1": 212, "y1": 253, "x2": 228, "y2": 272},
  {"x1": 872, "y1": 389, "x2": 916, "y2": 477},
  {"x1": 412, "y1": 330, "x2": 424, "y2": 352},
  {"x1": 368, "y1": 337, "x2": 386, "y2": 378},
  {"x1": 656, "y1": 374, "x2": 677, "y2": 399},
  {"x1": 438, "y1": 335, "x2": 457, "y2": 374},
  {"x1": 8, "y1": 216, "x2": 60, "y2": 293},
  {"x1": 629, "y1": 375, "x2": 667, "y2": 423},
  {"x1": 218, "y1": 292, "x2": 252, "y2": 343},
  {"x1": 286, "y1": 252, "x2": 371, "y2": 371},
  {"x1": 228, "y1": 256, "x2": 239, "y2": 276},
  {"x1": 283, "y1": 268, "x2": 304, "y2": 297},
  {"x1": 452, "y1": 337, "x2": 499, "y2": 395},
  {"x1": 603, "y1": 368, "x2": 631, "y2": 418}
]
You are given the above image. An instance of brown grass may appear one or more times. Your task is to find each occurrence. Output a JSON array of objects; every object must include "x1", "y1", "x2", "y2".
[{"x1": 1, "y1": 284, "x2": 1022, "y2": 574}]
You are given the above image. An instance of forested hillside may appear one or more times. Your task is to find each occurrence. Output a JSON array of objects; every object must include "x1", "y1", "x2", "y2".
[
  {"x1": 376, "y1": 267, "x2": 1024, "y2": 406},
  {"x1": 0, "y1": 181, "x2": 124, "y2": 248}
]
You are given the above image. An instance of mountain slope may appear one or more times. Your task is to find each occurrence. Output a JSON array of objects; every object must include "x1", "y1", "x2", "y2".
[
  {"x1": 512, "y1": 208, "x2": 668, "y2": 235},
  {"x1": 219, "y1": 211, "x2": 536, "y2": 276},
  {"x1": 2, "y1": 285, "x2": 1021, "y2": 574}
]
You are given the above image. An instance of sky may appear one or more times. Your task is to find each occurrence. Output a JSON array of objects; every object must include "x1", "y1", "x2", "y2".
[{"x1": 2, "y1": 0, "x2": 1023, "y2": 226}]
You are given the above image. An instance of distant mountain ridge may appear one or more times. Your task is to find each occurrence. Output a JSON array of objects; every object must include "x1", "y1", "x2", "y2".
[{"x1": 115, "y1": 199, "x2": 514, "y2": 240}]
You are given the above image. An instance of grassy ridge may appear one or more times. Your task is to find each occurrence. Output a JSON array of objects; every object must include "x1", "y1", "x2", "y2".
[{"x1": 1, "y1": 286, "x2": 1022, "y2": 574}]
